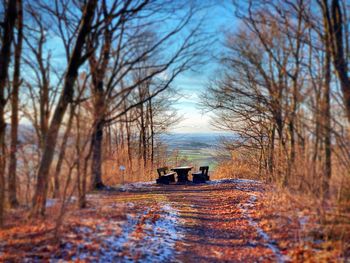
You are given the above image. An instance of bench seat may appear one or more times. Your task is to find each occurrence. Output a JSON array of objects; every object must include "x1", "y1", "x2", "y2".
[
  {"x1": 192, "y1": 173, "x2": 206, "y2": 183},
  {"x1": 192, "y1": 166, "x2": 210, "y2": 183},
  {"x1": 156, "y1": 167, "x2": 176, "y2": 184}
]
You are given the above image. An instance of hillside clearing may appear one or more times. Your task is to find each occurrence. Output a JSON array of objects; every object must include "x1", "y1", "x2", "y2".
[{"x1": 0, "y1": 179, "x2": 347, "y2": 262}]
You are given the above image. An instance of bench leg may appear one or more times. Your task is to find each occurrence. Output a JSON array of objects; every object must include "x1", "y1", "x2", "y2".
[
  {"x1": 193, "y1": 174, "x2": 205, "y2": 184},
  {"x1": 157, "y1": 176, "x2": 170, "y2": 184},
  {"x1": 169, "y1": 174, "x2": 175, "y2": 182}
]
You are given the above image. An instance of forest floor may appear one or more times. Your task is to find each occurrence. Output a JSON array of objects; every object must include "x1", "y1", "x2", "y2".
[{"x1": 0, "y1": 179, "x2": 348, "y2": 262}]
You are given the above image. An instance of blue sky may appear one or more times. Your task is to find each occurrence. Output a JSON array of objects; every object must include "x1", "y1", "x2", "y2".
[
  {"x1": 171, "y1": 1, "x2": 234, "y2": 133},
  {"x1": 171, "y1": 74, "x2": 211, "y2": 133},
  {"x1": 18, "y1": 1, "x2": 235, "y2": 134}
]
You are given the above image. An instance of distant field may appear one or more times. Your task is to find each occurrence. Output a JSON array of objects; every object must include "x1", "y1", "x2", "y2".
[
  {"x1": 177, "y1": 149, "x2": 217, "y2": 169},
  {"x1": 161, "y1": 133, "x2": 232, "y2": 171}
]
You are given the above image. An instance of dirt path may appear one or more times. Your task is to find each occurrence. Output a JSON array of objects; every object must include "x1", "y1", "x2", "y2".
[
  {"x1": 1, "y1": 179, "x2": 291, "y2": 262},
  {"x1": 119, "y1": 179, "x2": 288, "y2": 262},
  {"x1": 163, "y1": 179, "x2": 287, "y2": 262}
]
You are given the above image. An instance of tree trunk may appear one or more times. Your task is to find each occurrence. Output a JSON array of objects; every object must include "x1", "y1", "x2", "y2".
[
  {"x1": 321, "y1": 0, "x2": 350, "y2": 123},
  {"x1": 75, "y1": 108, "x2": 82, "y2": 208},
  {"x1": 31, "y1": 0, "x2": 97, "y2": 217},
  {"x1": 0, "y1": 0, "x2": 17, "y2": 227},
  {"x1": 141, "y1": 105, "x2": 147, "y2": 169},
  {"x1": 138, "y1": 127, "x2": 142, "y2": 171},
  {"x1": 268, "y1": 125, "x2": 275, "y2": 182},
  {"x1": 39, "y1": 77, "x2": 50, "y2": 151},
  {"x1": 90, "y1": 84, "x2": 106, "y2": 190},
  {"x1": 125, "y1": 104, "x2": 133, "y2": 169},
  {"x1": 91, "y1": 119, "x2": 105, "y2": 189},
  {"x1": 52, "y1": 105, "x2": 75, "y2": 198},
  {"x1": 312, "y1": 91, "x2": 321, "y2": 191},
  {"x1": 8, "y1": 0, "x2": 23, "y2": 208},
  {"x1": 80, "y1": 142, "x2": 93, "y2": 208},
  {"x1": 322, "y1": 20, "x2": 332, "y2": 198},
  {"x1": 148, "y1": 98, "x2": 155, "y2": 167},
  {"x1": 89, "y1": 23, "x2": 112, "y2": 190}
]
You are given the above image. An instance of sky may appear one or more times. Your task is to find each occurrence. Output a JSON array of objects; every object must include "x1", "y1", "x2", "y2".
[
  {"x1": 171, "y1": 74, "x2": 212, "y2": 133},
  {"x1": 17, "y1": 1, "x2": 235, "y2": 134},
  {"x1": 170, "y1": 2, "x2": 234, "y2": 134}
]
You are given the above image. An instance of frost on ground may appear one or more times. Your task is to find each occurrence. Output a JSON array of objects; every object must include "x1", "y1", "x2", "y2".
[
  {"x1": 208, "y1": 178, "x2": 262, "y2": 185},
  {"x1": 46, "y1": 196, "x2": 78, "y2": 208},
  {"x1": 57, "y1": 202, "x2": 182, "y2": 262},
  {"x1": 240, "y1": 194, "x2": 290, "y2": 263},
  {"x1": 1, "y1": 178, "x2": 346, "y2": 262},
  {"x1": 120, "y1": 181, "x2": 155, "y2": 192}
]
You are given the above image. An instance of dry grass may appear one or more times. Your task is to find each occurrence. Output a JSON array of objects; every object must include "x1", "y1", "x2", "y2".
[
  {"x1": 256, "y1": 186, "x2": 350, "y2": 261},
  {"x1": 211, "y1": 146, "x2": 350, "y2": 260}
]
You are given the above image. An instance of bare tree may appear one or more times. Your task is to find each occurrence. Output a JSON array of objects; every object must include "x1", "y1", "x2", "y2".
[
  {"x1": 0, "y1": 0, "x2": 17, "y2": 227},
  {"x1": 87, "y1": 1, "x2": 205, "y2": 189},
  {"x1": 31, "y1": 0, "x2": 98, "y2": 217},
  {"x1": 8, "y1": 0, "x2": 23, "y2": 208},
  {"x1": 319, "y1": 0, "x2": 350, "y2": 123},
  {"x1": 22, "y1": 5, "x2": 57, "y2": 152},
  {"x1": 204, "y1": 0, "x2": 342, "y2": 196}
]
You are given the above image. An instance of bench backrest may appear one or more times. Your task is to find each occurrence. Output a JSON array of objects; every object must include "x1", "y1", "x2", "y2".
[
  {"x1": 199, "y1": 166, "x2": 209, "y2": 176},
  {"x1": 157, "y1": 167, "x2": 169, "y2": 177}
]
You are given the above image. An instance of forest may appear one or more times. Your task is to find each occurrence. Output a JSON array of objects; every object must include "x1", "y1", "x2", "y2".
[{"x1": 0, "y1": 0, "x2": 350, "y2": 262}]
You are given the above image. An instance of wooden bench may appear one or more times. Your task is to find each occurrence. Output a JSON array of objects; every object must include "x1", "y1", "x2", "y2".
[
  {"x1": 192, "y1": 166, "x2": 209, "y2": 183},
  {"x1": 156, "y1": 167, "x2": 176, "y2": 184}
]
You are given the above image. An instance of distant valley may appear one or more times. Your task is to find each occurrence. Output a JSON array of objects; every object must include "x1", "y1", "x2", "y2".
[{"x1": 160, "y1": 133, "x2": 233, "y2": 170}]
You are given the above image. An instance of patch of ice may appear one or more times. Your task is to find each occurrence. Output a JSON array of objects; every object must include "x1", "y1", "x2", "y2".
[
  {"x1": 241, "y1": 194, "x2": 290, "y2": 263},
  {"x1": 46, "y1": 196, "x2": 79, "y2": 208},
  {"x1": 69, "y1": 213, "x2": 139, "y2": 262},
  {"x1": 234, "y1": 178, "x2": 262, "y2": 184},
  {"x1": 76, "y1": 226, "x2": 93, "y2": 234},
  {"x1": 207, "y1": 178, "x2": 262, "y2": 185},
  {"x1": 124, "y1": 203, "x2": 182, "y2": 262},
  {"x1": 66, "y1": 202, "x2": 183, "y2": 262},
  {"x1": 120, "y1": 181, "x2": 155, "y2": 191},
  {"x1": 118, "y1": 203, "x2": 183, "y2": 262}
]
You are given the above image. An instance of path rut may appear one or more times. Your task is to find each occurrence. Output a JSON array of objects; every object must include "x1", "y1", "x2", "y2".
[{"x1": 161, "y1": 179, "x2": 287, "y2": 262}]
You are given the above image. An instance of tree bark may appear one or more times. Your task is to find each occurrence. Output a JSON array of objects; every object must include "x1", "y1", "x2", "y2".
[
  {"x1": 31, "y1": 0, "x2": 97, "y2": 217},
  {"x1": 91, "y1": 119, "x2": 105, "y2": 189},
  {"x1": 8, "y1": 0, "x2": 23, "y2": 208},
  {"x1": 89, "y1": 21, "x2": 112, "y2": 190},
  {"x1": 322, "y1": 15, "x2": 332, "y2": 198},
  {"x1": 52, "y1": 105, "x2": 75, "y2": 198},
  {"x1": 124, "y1": 102, "x2": 133, "y2": 169},
  {"x1": 0, "y1": 0, "x2": 17, "y2": 227},
  {"x1": 148, "y1": 98, "x2": 155, "y2": 166},
  {"x1": 140, "y1": 103, "x2": 147, "y2": 168},
  {"x1": 321, "y1": 0, "x2": 350, "y2": 123},
  {"x1": 268, "y1": 125, "x2": 275, "y2": 182}
]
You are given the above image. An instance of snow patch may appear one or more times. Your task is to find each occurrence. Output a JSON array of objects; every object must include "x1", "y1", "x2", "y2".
[
  {"x1": 208, "y1": 178, "x2": 262, "y2": 185},
  {"x1": 241, "y1": 194, "x2": 290, "y2": 263},
  {"x1": 46, "y1": 196, "x2": 79, "y2": 208},
  {"x1": 132, "y1": 203, "x2": 183, "y2": 262},
  {"x1": 120, "y1": 181, "x2": 155, "y2": 191},
  {"x1": 65, "y1": 202, "x2": 182, "y2": 262}
]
